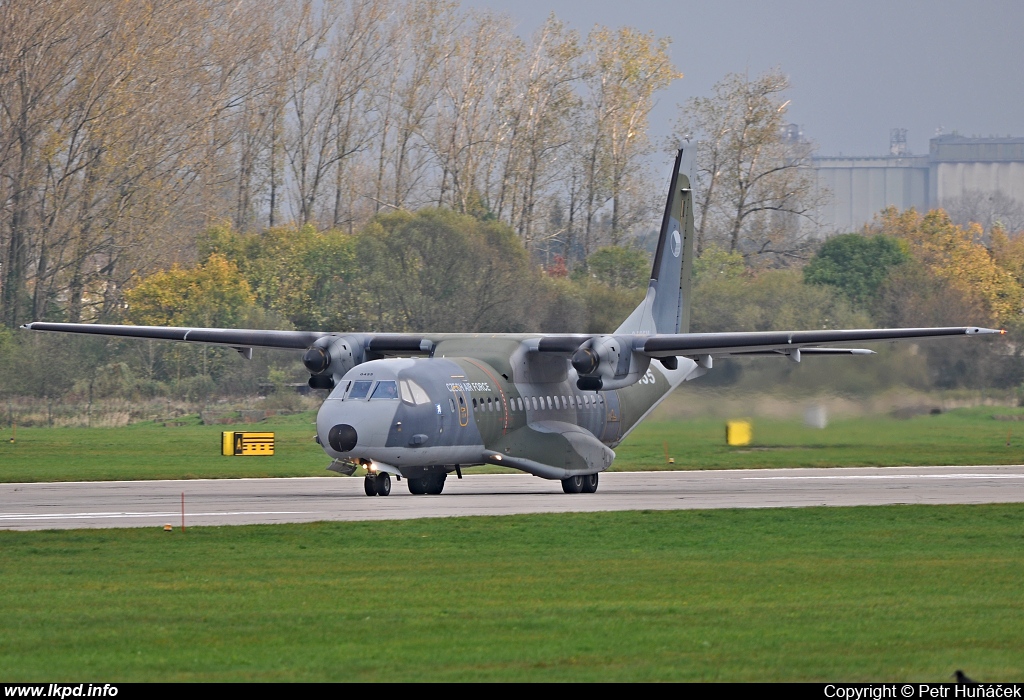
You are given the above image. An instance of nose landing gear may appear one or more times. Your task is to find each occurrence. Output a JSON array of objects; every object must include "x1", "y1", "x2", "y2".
[{"x1": 364, "y1": 472, "x2": 391, "y2": 496}]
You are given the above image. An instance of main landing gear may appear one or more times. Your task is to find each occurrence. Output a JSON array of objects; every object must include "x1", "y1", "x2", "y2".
[
  {"x1": 407, "y1": 473, "x2": 446, "y2": 495},
  {"x1": 364, "y1": 473, "x2": 391, "y2": 496},
  {"x1": 561, "y1": 473, "x2": 599, "y2": 494}
]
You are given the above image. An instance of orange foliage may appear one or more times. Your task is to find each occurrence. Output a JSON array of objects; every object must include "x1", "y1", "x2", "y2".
[{"x1": 871, "y1": 207, "x2": 1023, "y2": 325}]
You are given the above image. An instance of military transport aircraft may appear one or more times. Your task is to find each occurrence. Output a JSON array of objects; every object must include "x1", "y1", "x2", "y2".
[{"x1": 22, "y1": 150, "x2": 1001, "y2": 497}]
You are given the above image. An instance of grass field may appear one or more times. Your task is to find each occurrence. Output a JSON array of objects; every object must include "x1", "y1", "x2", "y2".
[
  {"x1": 1, "y1": 405, "x2": 1023, "y2": 483},
  {"x1": 1, "y1": 505, "x2": 1021, "y2": 681}
]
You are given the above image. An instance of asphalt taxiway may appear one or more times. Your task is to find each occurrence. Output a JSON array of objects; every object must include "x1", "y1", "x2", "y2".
[{"x1": 2, "y1": 465, "x2": 1024, "y2": 531}]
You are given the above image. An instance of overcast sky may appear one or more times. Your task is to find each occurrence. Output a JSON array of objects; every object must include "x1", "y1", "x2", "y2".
[{"x1": 463, "y1": 0, "x2": 1024, "y2": 161}]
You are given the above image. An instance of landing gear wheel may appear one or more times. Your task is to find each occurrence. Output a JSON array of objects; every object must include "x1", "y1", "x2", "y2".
[
  {"x1": 582, "y1": 473, "x2": 599, "y2": 493},
  {"x1": 363, "y1": 475, "x2": 377, "y2": 497},
  {"x1": 374, "y1": 472, "x2": 392, "y2": 496},
  {"x1": 425, "y1": 473, "x2": 447, "y2": 495},
  {"x1": 407, "y1": 477, "x2": 427, "y2": 495},
  {"x1": 561, "y1": 475, "x2": 584, "y2": 494}
]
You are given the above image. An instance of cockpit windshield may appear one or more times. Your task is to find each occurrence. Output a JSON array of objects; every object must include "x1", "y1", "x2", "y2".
[
  {"x1": 370, "y1": 380, "x2": 399, "y2": 400},
  {"x1": 348, "y1": 380, "x2": 373, "y2": 399},
  {"x1": 399, "y1": 379, "x2": 431, "y2": 405}
]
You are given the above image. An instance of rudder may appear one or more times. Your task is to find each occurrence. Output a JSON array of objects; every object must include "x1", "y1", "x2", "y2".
[{"x1": 616, "y1": 148, "x2": 695, "y2": 336}]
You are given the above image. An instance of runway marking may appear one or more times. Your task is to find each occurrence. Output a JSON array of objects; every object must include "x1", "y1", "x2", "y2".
[
  {"x1": 743, "y1": 474, "x2": 1024, "y2": 481},
  {"x1": 0, "y1": 511, "x2": 309, "y2": 521}
]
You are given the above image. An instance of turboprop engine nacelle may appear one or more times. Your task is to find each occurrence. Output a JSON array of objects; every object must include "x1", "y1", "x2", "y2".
[
  {"x1": 303, "y1": 335, "x2": 364, "y2": 390},
  {"x1": 571, "y1": 335, "x2": 651, "y2": 391}
]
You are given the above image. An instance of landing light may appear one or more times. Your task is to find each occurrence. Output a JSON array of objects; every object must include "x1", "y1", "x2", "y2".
[{"x1": 493, "y1": 454, "x2": 502, "y2": 461}]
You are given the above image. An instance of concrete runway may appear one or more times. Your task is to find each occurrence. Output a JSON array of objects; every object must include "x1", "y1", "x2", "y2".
[{"x1": 3, "y1": 465, "x2": 1024, "y2": 531}]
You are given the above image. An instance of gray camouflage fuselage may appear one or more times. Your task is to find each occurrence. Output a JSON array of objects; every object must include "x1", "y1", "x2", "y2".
[{"x1": 315, "y1": 335, "x2": 697, "y2": 480}]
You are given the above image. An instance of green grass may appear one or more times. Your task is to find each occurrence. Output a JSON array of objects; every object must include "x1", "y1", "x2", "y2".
[
  {"x1": 1, "y1": 505, "x2": 1022, "y2": 681},
  {"x1": 0, "y1": 412, "x2": 327, "y2": 482},
  {"x1": 616, "y1": 405, "x2": 1024, "y2": 471},
  {"x1": 2, "y1": 405, "x2": 1023, "y2": 483}
]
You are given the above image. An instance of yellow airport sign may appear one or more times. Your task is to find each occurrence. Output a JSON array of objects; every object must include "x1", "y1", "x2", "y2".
[
  {"x1": 726, "y1": 421, "x2": 752, "y2": 446},
  {"x1": 221, "y1": 431, "x2": 275, "y2": 456}
]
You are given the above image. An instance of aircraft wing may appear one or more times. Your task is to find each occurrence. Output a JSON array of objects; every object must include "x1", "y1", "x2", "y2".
[
  {"x1": 20, "y1": 322, "x2": 328, "y2": 349},
  {"x1": 21, "y1": 322, "x2": 1003, "y2": 360},
  {"x1": 640, "y1": 326, "x2": 1002, "y2": 358},
  {"x1": 19, "y1": 322, "x2": 436, "y2": 357}
]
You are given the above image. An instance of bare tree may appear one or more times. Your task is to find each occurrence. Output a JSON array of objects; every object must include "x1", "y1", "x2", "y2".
[
  {"x1": 944, "y1": 189, "x2": 1024, "y2": 236},
  {"x1": 673, "y1": 68, "x2": 824, "y2": 265},
  {"x1": 496, "y1": 15, "x2": 581, "y2": 253}
]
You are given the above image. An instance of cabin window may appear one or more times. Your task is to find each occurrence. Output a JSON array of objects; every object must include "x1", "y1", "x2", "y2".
[
  {"x1": 543, "y1": 396, "x2": 550, "y2": 409},
  {"x1": 448, "y1": 398, "x2": 456, "y2": 412},
  {"x1": 473, "y1": 398, "x2": 478, "y2": 408},
  {"x1": 486, "y1": 397, "x2": 492, "y2": 411},
  {"x1": 561, "y1": 396, "x2": 568, "y2": 409},
  {"x1": 530, "y1": 397, "x2": 537, "y2": 410},
  {"x1": 348, "y1": 380, "x2": 373, "y2": 399},
  {"x1": 370, "y1": 381, "x2": 399, "y2": 400}
]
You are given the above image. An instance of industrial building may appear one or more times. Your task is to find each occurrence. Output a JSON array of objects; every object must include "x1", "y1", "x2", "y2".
[{"x1": 813, "y1": 132, "x2": 1024, "y2": 233}]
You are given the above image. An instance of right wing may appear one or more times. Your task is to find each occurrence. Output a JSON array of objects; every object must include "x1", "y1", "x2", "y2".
[
  {"x1": 21, "y1": 322, "x2": 326, "y2": 349},
  {"x1": 19, "y1": 322, "x2": 435, "y2": 357}
]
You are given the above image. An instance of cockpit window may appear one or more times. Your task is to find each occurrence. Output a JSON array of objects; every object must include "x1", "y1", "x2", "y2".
[
  {"x1": 370, "y1": 380, "x2": 399, "y2": 400},
  {"x1": 348, "y1": 380, "x2": 373, "y2": 399},
  {"x1": 400, "y1": 379, "x2": 431, "y2": 405}
]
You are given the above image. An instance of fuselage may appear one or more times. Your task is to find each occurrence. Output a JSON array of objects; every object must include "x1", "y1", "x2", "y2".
[{"x1": 315, "y1": 335, "x2": 694, "y2": 480}]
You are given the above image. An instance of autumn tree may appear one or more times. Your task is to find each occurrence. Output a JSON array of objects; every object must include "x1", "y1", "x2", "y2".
[{"x1": 578, "y1": 27, "x2": 679, "y2": 256}]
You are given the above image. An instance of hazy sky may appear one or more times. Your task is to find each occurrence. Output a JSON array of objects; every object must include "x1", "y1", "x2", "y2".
[{"x1": 463, "y1": 0, "x2": 1024, "y2": 159}]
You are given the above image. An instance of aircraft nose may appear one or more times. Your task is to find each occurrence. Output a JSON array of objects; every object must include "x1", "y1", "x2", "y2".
[{"x1": 328, "y1": 424, "x2": 358, "y2": 452}]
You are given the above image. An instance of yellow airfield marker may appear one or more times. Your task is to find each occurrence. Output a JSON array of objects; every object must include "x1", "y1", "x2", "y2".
[
  {"x1": 221, "y1": 431, "x2": 275, "y2": 456},
  {"x1": 726, "y1": 420, "x2": 752, "y2": 446}
]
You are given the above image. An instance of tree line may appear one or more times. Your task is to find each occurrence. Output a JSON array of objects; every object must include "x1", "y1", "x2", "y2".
[
  {"x1": 0, "y1": 0, "x2": 682, "y2": 329},
  {"x1": 5, "y1": 202, "x2": 1024, "y2": 402}
]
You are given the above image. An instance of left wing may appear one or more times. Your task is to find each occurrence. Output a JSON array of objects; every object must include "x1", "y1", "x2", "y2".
[{"x1": 639, "y1": 326, "x2": 1002, "y2": 359}]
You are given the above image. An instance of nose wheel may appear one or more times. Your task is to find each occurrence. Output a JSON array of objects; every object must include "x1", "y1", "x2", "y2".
[{"x1": 364, "y1": 473, "x2": 391, "y2": 496}]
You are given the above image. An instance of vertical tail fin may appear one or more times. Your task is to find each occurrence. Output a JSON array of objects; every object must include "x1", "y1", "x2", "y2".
[{"x1": 616, "y1": 148, "x2": 695, "y2": 335}]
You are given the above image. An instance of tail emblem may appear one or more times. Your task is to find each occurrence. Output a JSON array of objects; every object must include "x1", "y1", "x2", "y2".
[{"x1": 671, "y1": 230, "x2": 681, "y2": 258}]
